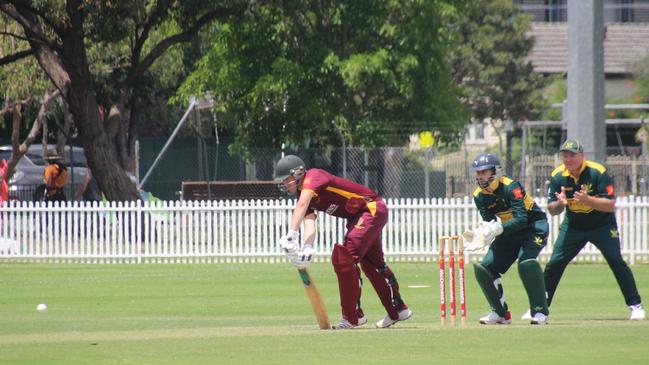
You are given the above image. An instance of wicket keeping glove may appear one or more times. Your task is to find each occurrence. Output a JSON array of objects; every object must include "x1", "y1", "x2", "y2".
[
  {"x1": 462, "y1": 229, "x2": 487, "y2": 252},
  {"x1": 279, "y1": 230, "x2": 299, "y2": 256},
  {"x1": 291, "y1": 244, "x2": 315, "y2": 269},
  {"x1": 481, "y1": 219, "x2": 503, "y2": 242},
  {"x1": 462, "y1": 220, "x2": 504, "y2": 252}
]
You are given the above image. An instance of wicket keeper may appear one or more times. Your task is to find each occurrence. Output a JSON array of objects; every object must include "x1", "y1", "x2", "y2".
[
  {"x1": 276, "y1": 155, "x2": 412, "y2": 329},
  {"x1": 462, "y1": 153, "x2": 550, "y2": 325},
  {"x1": 542, "y1": 138, "x2": 644, "y2": 320}
]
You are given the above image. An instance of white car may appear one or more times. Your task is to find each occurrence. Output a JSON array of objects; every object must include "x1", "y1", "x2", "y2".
[{"x1": 0, "y1": 144, "x2": 90, "y2": 201}]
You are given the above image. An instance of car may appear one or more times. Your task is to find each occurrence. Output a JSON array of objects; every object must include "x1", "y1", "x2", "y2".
[{"x1": 0, "y1": 144, "x2": 90, "y2": 201}]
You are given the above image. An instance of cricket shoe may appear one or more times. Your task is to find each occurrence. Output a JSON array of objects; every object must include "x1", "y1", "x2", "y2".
[
  {"x1": 520, "y1": 309, "x2": 532, "y2": 320},
  {"x1": 479, "y1": 311, "x2": 512, "y2": 325},
  {"x1": 331, "y1": 316, "x2": 367, "y2": 330},
  {"x1": 375, "y1": 308, "x2": 413, "y2": 328},
  {"x1": 530, "y1": 312, "x2": 549, "y2": 325},
  {"x1": 629, "y1": 304, "x2": 645, "y2": 320}
]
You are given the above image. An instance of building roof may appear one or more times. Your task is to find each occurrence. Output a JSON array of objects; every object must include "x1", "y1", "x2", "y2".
[{"x1": 527, "y1": 22, "x2": 649, "y2": 74}]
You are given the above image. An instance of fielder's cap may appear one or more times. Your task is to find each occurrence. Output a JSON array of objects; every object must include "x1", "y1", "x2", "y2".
[
  {"x1": 560, "y1": 138, "x2": 583, "y2": 153},
  {"x1": 44, "y1": 150, "x2": 62, "y2": 161}
]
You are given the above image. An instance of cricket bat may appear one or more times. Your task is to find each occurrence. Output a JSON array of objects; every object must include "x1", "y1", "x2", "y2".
[{"x1": 297, "y1": 268, "x2": 330, "y2": 329}]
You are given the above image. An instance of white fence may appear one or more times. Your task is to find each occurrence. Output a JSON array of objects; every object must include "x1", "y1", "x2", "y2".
[{"x1": 1, "y1": 197, "x2": 648, "y2": 264}]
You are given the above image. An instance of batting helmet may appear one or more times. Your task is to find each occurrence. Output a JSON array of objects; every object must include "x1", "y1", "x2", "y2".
[
  {"x1": 471, "y1": 153, "x2": 502, "y2": 189},
  {"x1": 275, "y1": 155, "x2": 306, "y2": 195}
]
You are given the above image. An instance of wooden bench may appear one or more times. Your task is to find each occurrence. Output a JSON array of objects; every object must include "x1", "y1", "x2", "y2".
[{"x1": 181, "y1": 181, "x2": 283, "y2": 201}]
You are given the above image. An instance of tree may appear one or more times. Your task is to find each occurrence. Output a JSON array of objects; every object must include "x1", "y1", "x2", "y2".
[
  {"x1": 0, "y1": 1, "x2": 248, "y2": 200},
  {"x1": 634, "y1": 53, "x2": 649, "y2": 103},
  {"x1": 628, "y1": 54, "x2": 649, "y2": 160},
  {"x1": 0, "y1": 14, "x2": 64, "y2": 180},
  {"x1": 177, "y1": 0, "x2": 468, "y2": 161},
  {"x1": 450, "y1": 0, "x2": 549, "y2": 173}
]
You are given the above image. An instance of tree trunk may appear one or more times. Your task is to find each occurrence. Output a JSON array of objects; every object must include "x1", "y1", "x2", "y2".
[
  {"x1": 2, "y1": 1, "x2": 244, "y2": 200},
  {"x1": 489, "y1": 118, "x2": 504, "y2": 157},
  {"x1": 61, "y1": 60, "x2": 139, "y2": 200},
  {"x1": 505, "y1": 130, "x2": 513, "y2": 177},
  {"x1": 54, "y1": 5, "x2": 139, "y2": 201},
  {"x1": 56, "y1": 101, "x2": 74, "y2": 155},
  {"x1": 127, "y1": 96, "x2": 140, "y2": 175},
  {"x1": 116, "y1": 113, "x2": 130, "y2": 170},
  {"x1": 7, "y1": 91, "x2": 60, "y2": 180}
]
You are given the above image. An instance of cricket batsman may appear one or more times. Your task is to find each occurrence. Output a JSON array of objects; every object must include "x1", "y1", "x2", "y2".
[
  {"x1": 462, "y1": 153, "x2": 550, "y2": 325},
  {"x1": 276, "y1": 155, "x2": 412, "y2": 329}
]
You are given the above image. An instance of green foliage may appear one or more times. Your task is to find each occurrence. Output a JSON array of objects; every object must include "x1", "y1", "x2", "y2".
[
  {"x1": 450, "y1": 0, "x2": 549, "y2": 123},
  {"x1": 1, "y1": 1, "x2": 224, "y2": 136},
  {"x1": 540, "y1": 77, "x2": 566, "y2": 121},
  {"x1": 177, "y1": 0, "x2": 469, "y2": 159},
  {"x1": 634, "y1": 53, "x2": 649, "y2": 102},
  {"x1": 0, "y1": 15, "x2": 54, "y2": 132},
  {"x1": 0, "y1": 16, "x2": 50, "y2": 98},
  {"x1": 84, "y1": 2, "x2": 195, "y2": 110},
  {"x1": 544, "y1": 75, "x2": 649, "y2": 121},
  {"x1": 627, "y1": 54, "x2": 649, "y2": 130}
]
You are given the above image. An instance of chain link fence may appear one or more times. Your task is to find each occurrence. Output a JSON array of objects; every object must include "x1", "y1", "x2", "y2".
[
  {"x1": 9, "y1": 143, "x2": 649, "y2": 201},
  {"x1": 135, "y1": 136, "x2": 649, "y2": 200}
]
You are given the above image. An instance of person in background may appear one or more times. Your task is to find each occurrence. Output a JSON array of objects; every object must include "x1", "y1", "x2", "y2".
[
  {"x1": 0, "y1": 159, "x2": 8, "y2": 203},
  {"x1": 33, "y1": 150, "x2": 68, "y2": 202},
  {"x1": 75, "y1": 170, "x2": 101, "y2": 202}
]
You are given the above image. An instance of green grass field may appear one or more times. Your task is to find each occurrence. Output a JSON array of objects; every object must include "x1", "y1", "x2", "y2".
[{"x1": 0, "y1": 262, "x2": 647, "y2": 365}]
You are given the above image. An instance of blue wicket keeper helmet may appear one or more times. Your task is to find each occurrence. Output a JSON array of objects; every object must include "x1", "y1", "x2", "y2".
[{"x1": 471, "y1": 153, "x2": 502, "y2": 189}]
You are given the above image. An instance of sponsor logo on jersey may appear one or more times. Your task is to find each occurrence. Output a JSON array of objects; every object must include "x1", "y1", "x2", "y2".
[
  {"x1": 325, "y1": 204, "x2": 339, "y2": 215},
  {"x1": 606, "y1": 184, "x2": 615, "y2": 196},
  {"x1": 534, "y1": 236, "x2": 544, "y2": 246},
  {"x1": 512, "y1": 187, "x2": 523, "y2": 199},
  {"x1": 610, "y1": 229, "x2": 619, "y2": 238},
  {"x1": 582, "y1": 183, "x2": 592, "y2": 193},
  {"x1": 566, "y1": 200, "x2": 593, "y2": 213}
]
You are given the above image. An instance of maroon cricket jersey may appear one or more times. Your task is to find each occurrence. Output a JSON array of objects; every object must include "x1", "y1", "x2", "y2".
[{"x1": 300, "y1": 169, "x2": 380, "y2": 220}]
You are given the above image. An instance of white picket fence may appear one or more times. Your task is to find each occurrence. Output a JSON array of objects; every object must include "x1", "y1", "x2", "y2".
[{"x1": 1, "y1": 197, "x2": 648, "y2": 264}]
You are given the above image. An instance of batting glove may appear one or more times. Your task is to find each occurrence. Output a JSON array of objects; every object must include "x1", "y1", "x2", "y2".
[
  {"x1": 291, "y1": 244, "x2": 315, "y2": 269},
  {"x1": 279, "y1": 230, "x2": 299, "y2": 255}
]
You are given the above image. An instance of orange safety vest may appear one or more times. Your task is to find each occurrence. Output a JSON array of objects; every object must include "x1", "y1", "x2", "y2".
[{"x1": 44, "y1": 163, "x2": 68, "y2": 190}]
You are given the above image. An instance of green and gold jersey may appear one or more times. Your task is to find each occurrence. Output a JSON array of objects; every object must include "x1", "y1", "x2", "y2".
[
  {"x1": 473, "y1": 176, "x2": 547, "y2": 236},
  {"x1": 547, "y1": 160, "x2": 617, "y2": 230}
]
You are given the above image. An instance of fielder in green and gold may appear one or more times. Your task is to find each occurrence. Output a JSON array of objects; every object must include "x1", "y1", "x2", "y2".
[{"x1": 543, "y1": 138, "x2": 645, "y2": 320}]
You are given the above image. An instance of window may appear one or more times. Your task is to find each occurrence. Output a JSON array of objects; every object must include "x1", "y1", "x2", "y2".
[
  {"x1": 545, "y1": 0, "x2": 566, "y2": 22},
  {"x1": 618, "y1": 0, "x2": 634, "y2": 22},
  {"x1": 474, "y1": 122, "x2": 485, "y2": 140},
  {"x1": 0, "y1": 151, "x2": 12, "y2": 162},
  {"x1": 26, "y1": 153, "x2": 45, "y2": 166}
]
